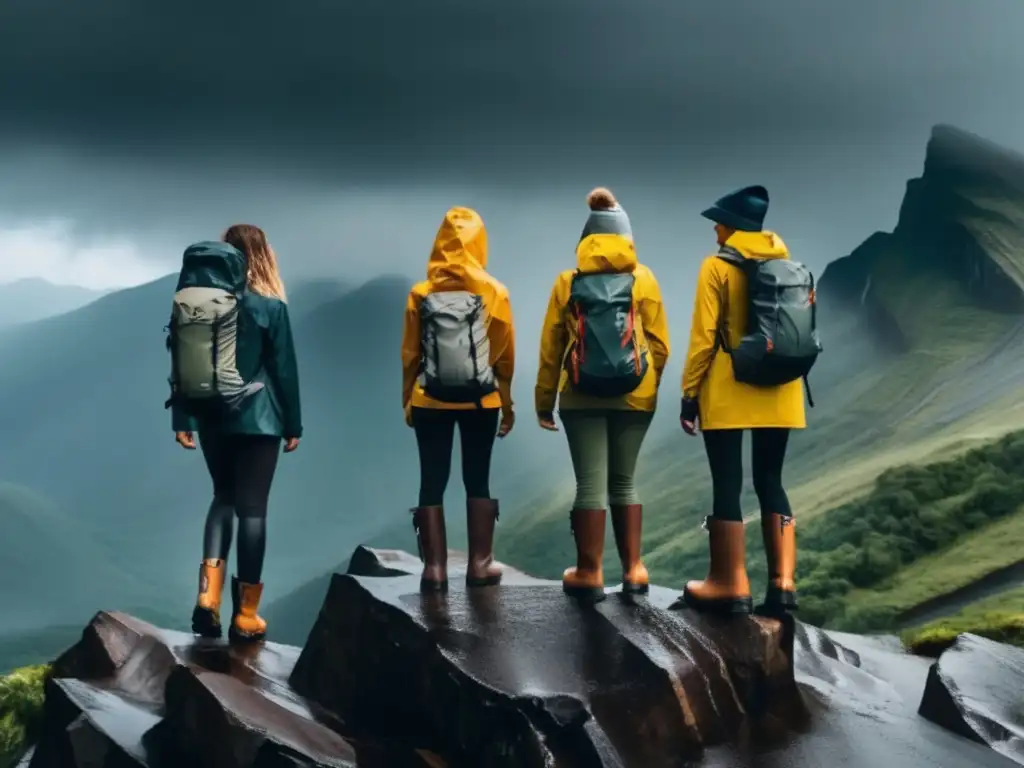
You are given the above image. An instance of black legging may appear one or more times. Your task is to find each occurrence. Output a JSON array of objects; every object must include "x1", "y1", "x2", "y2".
[
  {"x1": 702, "y1": 428, "x2": 792, "y2": 522},
  {"x1": 199, "y1": 433, "x2": 281, "y2": 584},
  {"x1": 411, "y1": 407, "x2": 500, "y2": 507}
]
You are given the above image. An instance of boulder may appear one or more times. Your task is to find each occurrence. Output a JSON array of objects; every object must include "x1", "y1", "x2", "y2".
[
  {"x1": 918, "y1": 633, "x2": 1024, "y2": 764},
  {"x1": 22, "y1": 546, "x2": 1024, "y2": 768},
  {"x1": 346, "y1": 544, "x2": 540, "y2": 583},
  {"x1": 29, "y1": 611, "x2": 432, "y2": 768},
  {"x1": 291, "y1": 553, "x2": 804, "y2": 768},
  {"x1": 789, "y1": 624, "x2": 1020, "y2": 768}
]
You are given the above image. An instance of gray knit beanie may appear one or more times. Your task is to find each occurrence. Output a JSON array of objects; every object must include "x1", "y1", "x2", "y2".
[{"x1": 579, "y1": 187, "x2": 632, "y2": 242}]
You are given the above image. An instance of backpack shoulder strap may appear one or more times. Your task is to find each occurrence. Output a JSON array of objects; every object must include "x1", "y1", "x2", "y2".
[{"x1": 715, "y1": 245, "x2": 746, "y2": 267}]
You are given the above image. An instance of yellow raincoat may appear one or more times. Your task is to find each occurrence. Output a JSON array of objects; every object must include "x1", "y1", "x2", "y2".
[
  {"x1": 681, "y1": 230, "x2": 806, "y2": 430},
  {"x1": 402, "y1": 207, "x2": 515, "y2": 411},
  {"x1": 535, "y1": 233, "x2": 670, "y2": 413}
]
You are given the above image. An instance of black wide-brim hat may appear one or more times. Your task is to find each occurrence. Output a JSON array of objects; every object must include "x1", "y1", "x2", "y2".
[{"x1": 701, "y1": 185, "x2": 769, "y2": 232}]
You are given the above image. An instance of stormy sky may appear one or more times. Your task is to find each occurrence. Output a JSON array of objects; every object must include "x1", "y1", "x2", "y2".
[{"x1": 1, "y1": 0, "x2": 1023, "y2": 308}]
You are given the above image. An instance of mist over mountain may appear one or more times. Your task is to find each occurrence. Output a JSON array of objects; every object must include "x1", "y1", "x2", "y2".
[{"x1": 0, "y1": 278, "x2": 106, "y2": 327}]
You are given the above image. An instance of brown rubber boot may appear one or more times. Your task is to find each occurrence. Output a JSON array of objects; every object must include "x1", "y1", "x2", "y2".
[
  {"x1": 756, "y1": 513, "x2": 798, "y2": 615},
  {"x1": 563, "y1": 508, "x2": 607, "y2": 603},
  {"x1": 674, "y1": 516, "x2": 753, "y2": 614},
  {"x1": 466, "y1": 498, "x2": 502, "y2": 587},
  {"x1": 412, "y1": 506, "x2": 448, "y2": 593},
  {"x1": 191, "y1": 559, "x2": 226, "y2": 638},
  {"x1": 611, "y1": 504, "x2": 649, "y2": 595},
  {"x1": 229, "y1": 577, "x2": 267, "y2": 643}
]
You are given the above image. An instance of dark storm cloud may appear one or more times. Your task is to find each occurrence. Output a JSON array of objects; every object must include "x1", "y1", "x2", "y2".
[
  {"x1": 3, "y1": 0, "x2": 1023, "y2": 169},
  {"x1": 1, "y1": 0, "x2": 1024, "y2": 294}
]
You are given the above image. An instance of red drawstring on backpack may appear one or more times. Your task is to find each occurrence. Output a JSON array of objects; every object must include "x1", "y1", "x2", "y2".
[{"x1": 572, "y1": 311, "x2": 586, "y2": 385}]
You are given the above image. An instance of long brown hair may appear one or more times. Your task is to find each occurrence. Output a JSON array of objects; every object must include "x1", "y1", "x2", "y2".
[{"x1": 223, "y1": 223, "x2": 287, "y2": 301}]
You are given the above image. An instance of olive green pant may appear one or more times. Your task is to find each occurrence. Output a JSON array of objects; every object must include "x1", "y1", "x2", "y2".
[{"x1": 560, "y1": 409, "x2": 654, "y2": 509}]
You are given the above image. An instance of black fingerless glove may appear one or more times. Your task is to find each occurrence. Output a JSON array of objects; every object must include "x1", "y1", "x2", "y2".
[{"x1": 680, "y1": 397, "x2": 699, "y2": 423}]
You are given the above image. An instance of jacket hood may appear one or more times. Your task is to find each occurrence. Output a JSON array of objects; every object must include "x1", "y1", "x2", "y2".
[
  {"x1": 178, "y1": 241, "x2": 248, "y2": 293},
  {"x1": 724, "y1": 230, "x2": 789, "y2": 261},
  {"x1": 576, "y1": 234, "x2": 638, "y2": 274},
  {"x1": 427, "y1": 206, "x2": 488, "y2": 279}
]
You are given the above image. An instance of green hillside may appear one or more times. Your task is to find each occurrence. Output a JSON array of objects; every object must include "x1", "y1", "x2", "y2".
[
  {"x1": 494, "y1": 125, "x2": 1024, "y2": 642},
  {"x1": 0, "y1": 270, "x2": 560, "y2": 668},
  {"x1": 902, "y1": 587, "x2": 1024, "y2": 656},
  {"x1": 0, "y1": 275, "x2": 427, "y2": 653}
]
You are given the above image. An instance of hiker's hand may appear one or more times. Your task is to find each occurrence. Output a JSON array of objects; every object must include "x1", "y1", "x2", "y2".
[
  {"x1": 175, "y1": 431, "x2": 196, "y2": 450},
  {"x1": 404, "y1": 403, "x2": 413, "y2": 427},
  {"x1": 498, "y1": 408, "x2": 515, "y2": 438},
  {"x1": 680, "y1": 397, "x2": 699, "y2": 436},
  {"x1": 537, "y1": 412, "x2": 559, "y2": 432},
  {"x1": 283, "y1": 437, "x2": 300, "y2": 453}
]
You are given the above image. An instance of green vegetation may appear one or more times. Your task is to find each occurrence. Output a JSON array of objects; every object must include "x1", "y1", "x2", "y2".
[
  {"x1": 797, "y1": 430, "x2": 1024, "y2": 629},
  {"x1": 842, "y1": 509, "x2": 1024, "y2": 619},
  {"x1": 901, "y1": 587, "x2": 1024, "y2": 657},
  {"x1": 0, "y1": 665, "x2": 48, "y2": 768}
]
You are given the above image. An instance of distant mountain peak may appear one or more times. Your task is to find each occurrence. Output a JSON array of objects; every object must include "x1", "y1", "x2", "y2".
[
  {"x1": 820, "y1": 124, "x2": 1024, "y2": 324},
  {"x1": 924, "y1": 124, "x2": 1024, "y2": 198}
]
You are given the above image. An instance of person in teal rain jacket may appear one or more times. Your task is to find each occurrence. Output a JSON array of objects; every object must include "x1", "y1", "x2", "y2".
[{"x1": 170, "y1": 224, "x2": 302, "y2": 643}]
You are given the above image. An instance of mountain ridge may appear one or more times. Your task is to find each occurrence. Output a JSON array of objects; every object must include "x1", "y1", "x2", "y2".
[{"x1": 820, "y1": 123, "x2": 1024, "y2": 323}]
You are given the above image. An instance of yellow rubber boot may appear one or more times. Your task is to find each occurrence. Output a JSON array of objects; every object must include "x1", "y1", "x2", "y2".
[
  {"x1": 611, "y1": 504, "x2": 649, "y2": 595},
  {"x1": 229, "y1": 577, "x2": 267, "y2": 643},
  {"x1": 191, "y1": 559, "x2": 225, "y2": 638},
  {"x1": 674, "y1": 517, "x2": 753, "y2": 614},
  {"x1": 562, "y1": 508, "x2": 607, "y2": 604}
]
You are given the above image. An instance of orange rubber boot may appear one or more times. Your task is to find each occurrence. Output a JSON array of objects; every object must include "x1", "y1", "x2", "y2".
[
  {"x1": 562, "y1": 508, "x2": 606, "y2": 603},
  {"x1": 192, "y1": 559, "x2": 226, "y2": 638},
  {"x1": 466, "y1": 498, "x2": 502, "y2": 587},
  {"x1": 412, "y1": 506, "x2": 448, "y2": 593},
  {"x1": 757, "y1": 513, "x2": 798, "y2": 615},
  {"x1": 229, "y1": 577, "x2": 267, "y2": 643},
  {"x1": 611, "y1": 504, "x2": 649, "y2": 594},
  {"x1": 676, "y1": 517, "x2": 753, "y2": 614}
]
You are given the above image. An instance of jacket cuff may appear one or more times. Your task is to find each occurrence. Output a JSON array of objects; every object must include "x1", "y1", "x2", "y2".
[
  {"x1": 534, "y1": 389, "x2": 556, "y2": 415},
  {"x1": 681, "y1": 397, "x2": 699, "y2": 423}
]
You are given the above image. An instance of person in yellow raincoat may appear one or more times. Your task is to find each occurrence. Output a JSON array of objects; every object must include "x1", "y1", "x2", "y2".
[
  {"x1": 676, "y1": 185, "x2": 805, "y2": 616},
  {"x1": 401, "y1": 207, "x2": 515, "y2": 593},
  {"x1": 536, "y1": 187, "x2": 670, "y2": 603}
]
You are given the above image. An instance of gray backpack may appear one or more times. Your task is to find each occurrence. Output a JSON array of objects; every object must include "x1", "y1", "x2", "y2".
[
  {"x1": 418, "y1": 290, "x2": 496, "y2": 404},
  {"x1": 165, "y1": 243, "x2": 261, "y2": 416},
  {"x1": 716, "y1": 245, "x2": 822, "y2": 405}
]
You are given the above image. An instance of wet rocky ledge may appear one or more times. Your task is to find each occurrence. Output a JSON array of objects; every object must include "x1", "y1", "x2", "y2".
[{"x1": 23, "y1": 546, "x2": 1024, "y2": 767}]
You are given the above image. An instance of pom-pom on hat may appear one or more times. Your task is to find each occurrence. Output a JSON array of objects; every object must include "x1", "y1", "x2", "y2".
[{"x1": 580, "y1": 187, "x2": 632, "y2": 242}]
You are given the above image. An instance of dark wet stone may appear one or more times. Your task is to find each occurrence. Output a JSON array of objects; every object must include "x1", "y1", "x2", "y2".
[
  {"x1": 290, "y1": 571, "x2": 803, "y2": 767},
  {"x1": 347, "y1": 544, "x2": 540, "y2": 583},
  {"x1": 29, "y1": 610, "x2": 426, "y2": 768},
  {"x1": 918, "y1": 633, "x2": 1024, "y2": 764},
  {"x1": 50, "y1": 611, "x2": 155, "y2": 680},
  {"x1": 785, "y1": 624, "x2": 1019, "y2": 768}
]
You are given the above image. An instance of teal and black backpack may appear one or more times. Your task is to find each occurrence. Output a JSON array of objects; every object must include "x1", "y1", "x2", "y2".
[
  {"x1": 716, "y1": 245, "x2": 822, "y2": 404},
  {"x1": 164, "y1": 242, "x2": 263, "y2": 418},
  {"x1": 566, "y1": 271, "x2": 649, "y2": 397}
]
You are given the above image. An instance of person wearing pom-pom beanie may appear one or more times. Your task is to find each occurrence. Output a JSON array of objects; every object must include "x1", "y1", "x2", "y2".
[{"x1": 535, "y1": 187, "x2": 670, "y2": 603}]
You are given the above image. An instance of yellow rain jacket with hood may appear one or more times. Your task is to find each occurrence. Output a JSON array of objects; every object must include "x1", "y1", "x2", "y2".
[
  {"x1": 402, "y1": 207, "x2": 515, "y2": 411},
  {"x1": 536, "y1": 234, "x2": 670, "y2": 413},
  {"x1": 681, "y1": 230, "x2": 806, "y2": 430}
]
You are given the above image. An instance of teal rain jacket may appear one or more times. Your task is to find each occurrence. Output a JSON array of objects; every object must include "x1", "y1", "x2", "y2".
[{"x1": 170, "y1": 241, "x2": 303, "y2": 439}]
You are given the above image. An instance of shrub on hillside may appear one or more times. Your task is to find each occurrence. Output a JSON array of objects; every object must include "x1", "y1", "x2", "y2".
[
  {"x1": 0, "y1": 664, "x2": 48, "y2": 768},
  {"x1": 797, "y1": 431, "x2": 1024, "y2": 630}
]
